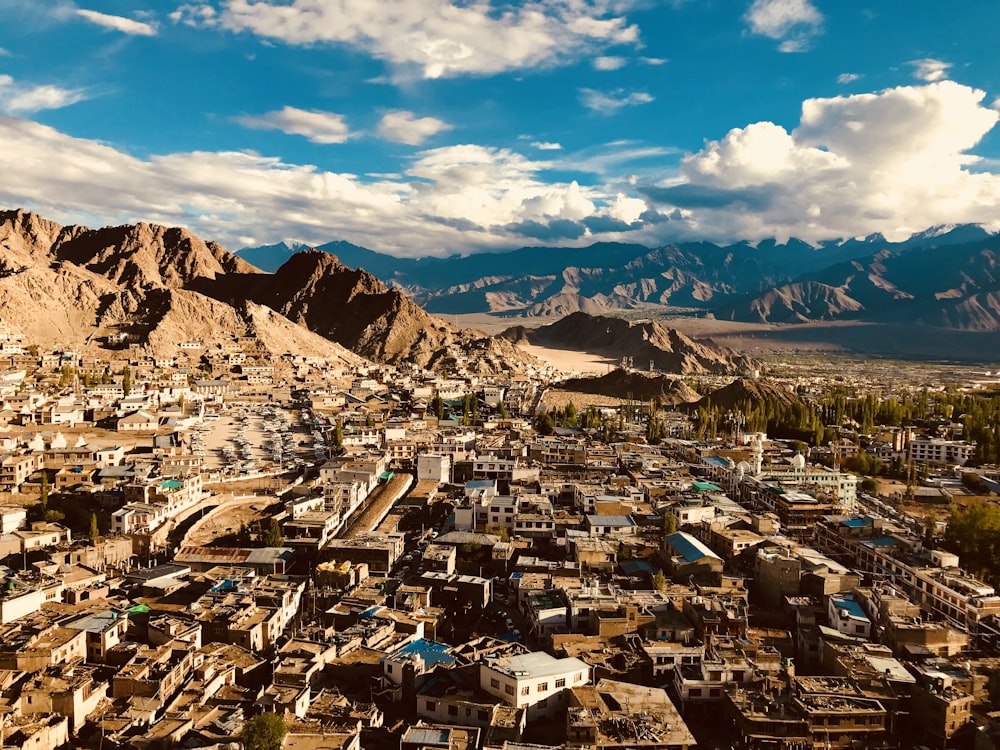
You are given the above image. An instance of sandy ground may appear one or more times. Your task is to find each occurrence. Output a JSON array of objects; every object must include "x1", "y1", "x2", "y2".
[
  {"x1": 518, "y1": 343, "x2": 617, "y2": 376},
  {"x1": 452, "y1": 311, "x2": 1000, "y2": 365},
  {"x1": 183, "y1": 495, "x2": 275, "y2": 546}
]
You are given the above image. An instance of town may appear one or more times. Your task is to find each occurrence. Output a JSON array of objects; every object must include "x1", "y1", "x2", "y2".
[{"x1": 0, "y1": 320, "x2": 999, "y2": 750}]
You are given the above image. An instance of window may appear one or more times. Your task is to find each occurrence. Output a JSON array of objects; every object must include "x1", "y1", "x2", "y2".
[
  {"x1": 555, "y1": 678, "x2": 566, "y2": 688},
  {"x1": 505, "y1": 684, "x2": 515, "y2": 696},
  {"x1": 689, "y1": 689, "x2": 702, "y2": 697},
  {"x1": 537, "y1": 682, "x2": 548, "y2": 692},
  {"x1": 855, "y1": 624, "x2": 866, "y2": 633},
  {"x1": 521, "y1": 686, "x2": 530, "y2": 696},
  {"x1": 478, "y1": 710, "x2": 490, "y2": 721},
  {"x1": 425, "y1": 700, "x2": 435, "y2": 711},
  {"x1": 448, "y1": 705, "x2": 458, "y2": 717},
  {"x1": 491, "y1": 678, "x2": 500, "y2": 689},
  {"x1": 709, "y1": 688, "x2": 721, "y2": 697}
]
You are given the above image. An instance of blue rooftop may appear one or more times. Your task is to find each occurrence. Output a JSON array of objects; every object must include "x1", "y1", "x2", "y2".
[
  {"x1": 621, "y1": 560, "x2": 658, "y2": 576},
  {"x1": 392, "y1": 638, "x2": 456, "y2": 669},
  {"x1": 692, "y1": 481, "x2": 723, "y2": 492},
  {"x1": 861, "y1": 537, "x2": 899, "y2": 548},
  {"x1": 841, "y1": 517, "x2": 873, "y2": 528},
  {"x1": 703, "y1": 456, "x2": 730, "y2": 467},
  {"x1": 665, "y1": 532, "x2": 721, "y2": 563},
  {"x1": 831, "y1": 594, "x2": 869, "y2": 621}
]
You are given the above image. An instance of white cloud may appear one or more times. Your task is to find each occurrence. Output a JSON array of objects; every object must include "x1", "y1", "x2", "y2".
[
  {"x1": 580, "y1": 88, "x2": 653, "y2": 114},
  {"x1": 76, "y1": 8, "x2": 158, "y2": 36},
  {"x1": 235, "y1": 106, "x2": 350, "y2": 144},
  {"x1": 641, "y1": 57, "x2": 667, "y2": 65},
  {"x1": 593, "y1": 55, "x2": 626, "y2": 71},
  {"x1": 0, "y1": 48, "x2": 10, "y2": 57},
  {"x1": 376, "y1": 110, "x2": 452, "y2": 146},
  {"x1": 745, "y1": 0, "x2": 823, "y2": 52},
  {"x1": 0, "y1": 116, "x2": 647, "y2": 254},
  {"x1": 837, "y1": 72, "x2": 861, "y2": 84},
  {"x1": 171, "y1": 0, "x2": 640, "y2": 79},
  {"x1": 532, "y1": 142, "x2": 563, "y2": 150},
  {"x1": 645, "y1": 81, "x2": 1000, "y2": 242},
  {"x1": 0, "y1": 74, "x2": 87, "y2": 114},
  {"x1": 911, "y1": 58, "x2": 952, "y2": 82}
]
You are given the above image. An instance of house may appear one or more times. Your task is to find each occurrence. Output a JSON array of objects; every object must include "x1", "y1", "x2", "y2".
[{"x1": 479, "y1": 651, "x2": 590, "y2": 720}]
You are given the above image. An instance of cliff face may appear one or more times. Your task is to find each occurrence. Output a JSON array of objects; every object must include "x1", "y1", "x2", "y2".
[{"x1": 0, "y1": 210, "x2": 540, "y2": 373}]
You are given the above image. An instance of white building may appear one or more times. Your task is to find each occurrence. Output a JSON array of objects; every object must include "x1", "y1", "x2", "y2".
[
  {"x1": 908, "y1": 437, "x2": 975, "y2": 467},
  {"x1": 480, "y1": 651, "x2": 590, "y2": 720},
  {"x1": 828, "y1": 592, "x2": 872, "y2": 639}
]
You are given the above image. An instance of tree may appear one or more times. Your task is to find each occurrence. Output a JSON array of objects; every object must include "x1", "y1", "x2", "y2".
[
  {"x1": 261, "y1": 517, "x2": 283, "y2": 547},
  {"x1": 498, "y1": 401, "x2": 507, "y2": 419},
  {"x1": 534, "y1": 410, "x2": 555, "y2": 436},
  {"x1": 431, "y1": 394, "x2": 445, "y2": 421},
  {"x1": 332, "y1": 420, "x2": 344, "y2": 455},
  {"x1": 122, "y1": 367, "x2": 132, "y2": 395},
  {"x1": 89, "y1": 512, "x2": 99, "y2": 541},
  {"x1": 39, "y1": 472, "x2": 49, "y2": 512},
  {"x1": 239, "y1": 713, "x2": 287, "y2": 750},
  {"x1": 653, "y1": 569, "x2": 668, "y2": 592},
  {"x1": 562, "y1": 402, "x2": 577, "y2": 427},
  {"x1": 662, "y1": 513, "x2": 678, "y2": 536}
]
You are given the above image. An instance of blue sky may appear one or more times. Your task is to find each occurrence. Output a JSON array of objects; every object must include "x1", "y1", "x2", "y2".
[{"x1": 1, "y1": 0, "x2": 999, "y2": 256}]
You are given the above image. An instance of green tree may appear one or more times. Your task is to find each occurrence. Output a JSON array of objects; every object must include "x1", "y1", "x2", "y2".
[
  {"x1": 431, "y1": 394, "x2": 445, "y2": 421},
  {"x1": 497, "y1": 401, "x2": 507, "y2": 419},
  {"x1": 39, "y1": 472, "x2": 49, "y2": 512},
  {"x1": 662, "y1": 513, "x2": 678, "y2": 536},
  {"x1": 332, "y1": 420, "x2": 344, "y2": 455},
  {"x1": 653, "y1": 569, "x2": 668, "y2": 592},
  {"x1": 121, "y1": 367, "x2": 132, "y2": 395},
  {"x1": 534, "y1": 411, "x2": 555, "y2": 436},
  {"x1": 562, "y1": 402, "x2": 577, "y2": 427},
  {"x1": 89, "y1": 512, "x2": 99, "y2": 541},
  {"x1": 261, "y1": 518, "x2": 284, "y2": 547},
  {"x1": 239, "y1": 713, "x2": 288, "y2": 750}
]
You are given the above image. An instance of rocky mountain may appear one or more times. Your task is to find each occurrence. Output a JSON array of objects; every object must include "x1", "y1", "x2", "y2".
[
  {"x1": 689, "y1": 377, "x2": 804, "y2": 412},
  {"x1": 720, "y1": 239, "x2": 1000, "y2": 329},
  {"x1": 553, "y1": 369, "x2": 701, "y2": 404},
  {"x1": 240, "y1": 224, "x2": 998, "y2": 326},
  {"x1": 0, "y1": 210, "x2": 538, "y2": 373},
  {"x1": 499, "y1": 312, "x2": 756, "y2": 375}
]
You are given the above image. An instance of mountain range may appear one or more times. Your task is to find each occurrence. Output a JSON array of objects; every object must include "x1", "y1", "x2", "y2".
[
  {"x1": 0, "y1": 210, "x2": 754, "y2": 376},
  {"x1": 239, "y1": 225, "x2": 1000, "y2": 331}
]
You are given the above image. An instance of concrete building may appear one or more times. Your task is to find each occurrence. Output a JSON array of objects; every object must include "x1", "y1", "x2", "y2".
[{"x1": 480, "y1": 651, "x2": 590, "y2": 721}]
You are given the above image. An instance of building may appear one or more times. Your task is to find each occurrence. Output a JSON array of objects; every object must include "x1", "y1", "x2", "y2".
[
  {"x1": 480, "y1": 651, "x2": 590, "y2": 720},
  {"x1": 566, "y1": 679, "x2": 696, "y2": 749}
]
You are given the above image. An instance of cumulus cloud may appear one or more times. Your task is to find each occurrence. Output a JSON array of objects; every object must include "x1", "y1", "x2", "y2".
[
  {"x1": 234, "y1": 106, "x2": 350, "y2": 144},
  {"x1": 837, "y1": 72, "x2": 861, "y2": 84},
  {"x1": 580, "y1": 88, "x2": 653, "y2": 114},
  {"x1": 76, "y1": 8, "x2": 158, "y2": 35},
  {"x1": 643, "y1": 81, "x2": 1000, "y2": 242},
  {"x1": 171, "y1": 0, "x2": 640, "y2": 79},
  {"x1": 0, "y1": 117, "x2": 647, "y2": 255},
  {"x1": 593, "y1": 55, "x2": 626, "y2": 70},
  {"x1": 911, "y1": 58, "x2": 952, "y2": 82},
  {"x1": 0, "y1": 75, "x2": 87, "y2": 114},
  {"x1": 745, "y1": 0, "x2": 822, "y2": 52},
  {"x1": 376, "y1": 110, "x2": 452, "y2": 146}
]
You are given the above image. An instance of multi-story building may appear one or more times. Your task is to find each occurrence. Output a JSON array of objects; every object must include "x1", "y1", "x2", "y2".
[{"x1": 480, "y1": 651, "x2": 590, "y2": 721}]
